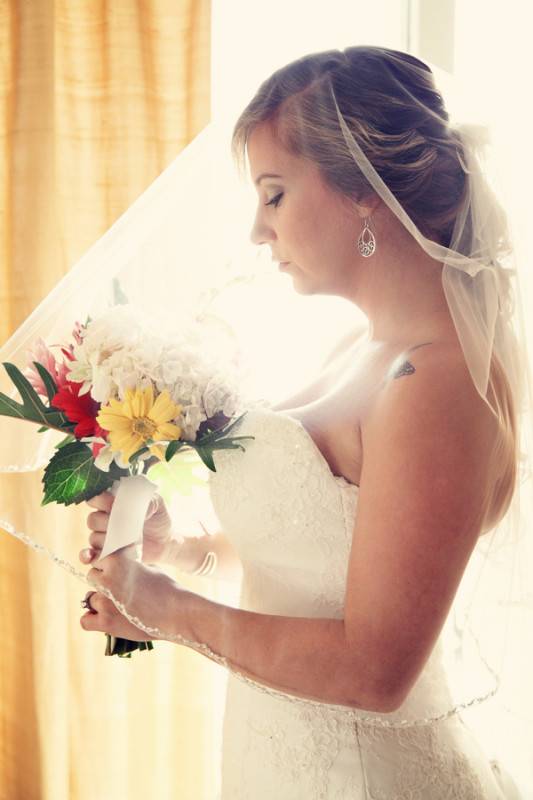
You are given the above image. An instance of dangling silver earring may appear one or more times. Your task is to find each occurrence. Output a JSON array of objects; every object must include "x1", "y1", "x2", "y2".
[{"x1": 357, "y1": 216, "x2": 376, "y2": 257}]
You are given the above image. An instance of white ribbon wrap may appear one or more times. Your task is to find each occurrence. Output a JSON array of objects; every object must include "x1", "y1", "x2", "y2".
[{"x1": 97, "y1": 474, "x2": 158, "y2": 562}]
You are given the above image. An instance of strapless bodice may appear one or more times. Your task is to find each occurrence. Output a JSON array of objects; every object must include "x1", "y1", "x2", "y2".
[
  {"x1": 207, "y1": 405, "x2": 456, "y2": 723},
  {"x1": 207, "y1": 406, "x2": 516, "y2": 798}
]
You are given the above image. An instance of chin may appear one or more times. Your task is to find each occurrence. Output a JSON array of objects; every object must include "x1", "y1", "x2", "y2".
[
  {"x1": 283, "y1": 265, "x2": 324, "y2": 296},
  {"x1": 288, "y1": 273, "x2": 314, "y2": 295},
  {"x1": 294, "y1": 272, "x2": 333, "y2": 297}
]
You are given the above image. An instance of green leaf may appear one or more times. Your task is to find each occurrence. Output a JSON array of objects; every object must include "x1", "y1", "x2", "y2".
[
  {"x1": 32, "y1": 362, "x2": 58, "y2": 405},
  {"x1": 196, "y1": 412, "x2": 248, "y2": 447},
  {"x1": 41, "y1": 441, "x2": 117, "y2": 506},
  {"x1": 0, "y1": 362, "x2": 72, "y2": 431},
  {"x1": 37, "y1": 426, "x2": 49, "y2": 433},
  {"x1": 129, "y1": 445, "x2": 150, "y2": 462},
  {"x1": 218, "y1": 411, "x2": 248, "y2": 434},
  {"x1": 195, "y1": 444, "x2": 217, "y2": 472},
  {"x1": 107, "y1": 460, "x2": 130, "y2": 481},
  {"x1": 0, "y1": 390, "x2": 30, "y2": 420},
  {"x1": 211, "y1": 436, "x2": 253, "y2": 453},
  {"x1": 164, "y1": 438, "x2": 186, "y2": 462},
  {"x1": 4, "y1": 362, "x2": 52, "y2": 416},
  {"x1": 166, "y1": 413, "x2": 254, "y2": 470},
  {"x1": 54, "y1": 433, "x2": 77, "y2": 450}
]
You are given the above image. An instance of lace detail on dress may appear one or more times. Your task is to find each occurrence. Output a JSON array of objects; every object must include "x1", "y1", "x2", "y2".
[
  {"x1": 207, "y1": 407, "x2": 497, "y2": 728},
  {"x1": 352, "y1": 720, "x2": 496, "y2": 799},
  {"x1": 210, "y1": 407, "x2": 511, "y2": 799},
  {"x1": 220, "y1": 676, "x2": 506, "y2": 799}
]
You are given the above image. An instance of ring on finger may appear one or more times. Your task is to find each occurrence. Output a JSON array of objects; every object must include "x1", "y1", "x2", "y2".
[{"x1": 81, "y1": 590, "x2": 97, "y2": 612}]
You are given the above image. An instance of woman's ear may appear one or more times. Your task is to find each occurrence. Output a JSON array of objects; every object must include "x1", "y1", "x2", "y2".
[
  {"x1": 352, "y1": 194, "x2": 382, "y2": 219},
  {"x1": 344, "y1": 193, "x2": 383, "y2": 220}
]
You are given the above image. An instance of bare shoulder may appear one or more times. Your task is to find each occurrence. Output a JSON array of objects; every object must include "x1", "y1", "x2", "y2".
[
  {"x1": 343, "y1": 342, "x2": 504, "y2": 708},
  {"x1": 386, "y1": 339, "x2": 470, "y2": 382},
  {"x1": 361, "y1": 339, "x2": 504, "y2": 531},
  {"x1": 370, "y1": 340, "x2": 490, "y2": 421}
]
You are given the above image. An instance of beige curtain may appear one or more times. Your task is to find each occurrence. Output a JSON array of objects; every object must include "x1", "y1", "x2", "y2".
[{"x1": 0, "y1": 3, "x2": 228, "y2": 799}]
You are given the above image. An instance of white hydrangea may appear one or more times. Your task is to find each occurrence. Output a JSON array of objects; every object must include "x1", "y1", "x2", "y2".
[
  {"x1": 70, "y1": 305, "x2": 245, "y2": 446},
  {"x1": 67, "y1": 305, "x2": 165, "y2": 403},
  {"x1": 203, "y1": 375, "x2": 239, "y2": 419},
  {"x1": 91, "y1": 339, "x2": 163, "y2": 405},
  {"x1": 180, "y1": 405, "x2": 208, "y2": 441}
]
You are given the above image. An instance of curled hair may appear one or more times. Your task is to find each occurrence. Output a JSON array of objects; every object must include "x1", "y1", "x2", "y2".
[
  {"x1": 232, "y1": 45, "x2": 519, "y2": 511},
  {"x1": 232, "y1": 46, "x2": 469, "y2": 247}
]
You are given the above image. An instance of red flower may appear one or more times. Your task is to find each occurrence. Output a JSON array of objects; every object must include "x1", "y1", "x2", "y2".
[
  {"x1": 91, "y1": 441, "x2": 107, "y2": 458},
  {"x1": 51, "y1": 381, "x2": 108, "y2": 440}
]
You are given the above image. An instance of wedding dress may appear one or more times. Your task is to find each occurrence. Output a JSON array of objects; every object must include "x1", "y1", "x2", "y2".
[{"x1": 208, "y1": 406, "x2": 521, "y2": 800}]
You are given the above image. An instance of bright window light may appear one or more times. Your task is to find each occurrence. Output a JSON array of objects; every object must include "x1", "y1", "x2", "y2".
[{"x1": 211, "y1": 2, "x2": 410, "y2": 399}]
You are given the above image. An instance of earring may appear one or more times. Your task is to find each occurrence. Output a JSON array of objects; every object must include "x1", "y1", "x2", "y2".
[{"x1": 357, "y1": 216, "x2": 376, "y2": 257}]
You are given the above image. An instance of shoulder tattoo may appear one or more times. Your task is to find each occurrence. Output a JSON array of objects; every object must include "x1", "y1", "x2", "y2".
[
  {"x1": 391, "y1": 341, "x2": 433, "y2": 381},
  {"x1": 392, "y1": 360, "x2": 415, "y2": 379}
]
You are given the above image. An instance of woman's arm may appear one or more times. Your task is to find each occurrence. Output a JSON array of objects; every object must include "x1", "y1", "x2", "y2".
[
  {"x1": 172, "y1": 591, "x2": 396, "y2": 712},
  {"x1": 166, "y1": 345, "x2": 499, "y2": 715}
]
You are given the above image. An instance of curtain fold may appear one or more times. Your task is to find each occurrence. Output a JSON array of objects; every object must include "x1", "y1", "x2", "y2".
[{"x1": 0, "y1": 3, "x2": 223, "y2": 799}]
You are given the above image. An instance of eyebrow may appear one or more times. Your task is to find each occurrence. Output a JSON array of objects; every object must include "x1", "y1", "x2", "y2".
[{"x1": 254, "y1": 172, "x2": 283, "y2": 186}]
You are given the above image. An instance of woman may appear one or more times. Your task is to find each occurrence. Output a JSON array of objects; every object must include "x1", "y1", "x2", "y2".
[{"x1": 80, "y1": 47, "x2": 523, "y2": 797}]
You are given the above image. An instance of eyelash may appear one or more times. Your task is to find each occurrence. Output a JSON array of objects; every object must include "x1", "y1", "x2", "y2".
[{"x1": 265, "y1": 192, "x2": 283, "y2": 208}]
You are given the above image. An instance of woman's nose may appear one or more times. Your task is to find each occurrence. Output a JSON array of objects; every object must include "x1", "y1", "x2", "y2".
[{"x1": 250, "y1": 211, "x2": 276, "y2": 246}]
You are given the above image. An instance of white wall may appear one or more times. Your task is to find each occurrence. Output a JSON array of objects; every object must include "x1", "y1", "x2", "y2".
[{"x1": 212, "y1": 0, "x2": 409, "y2": 123}]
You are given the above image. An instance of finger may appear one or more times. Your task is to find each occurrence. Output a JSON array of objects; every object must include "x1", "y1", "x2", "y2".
[
  {"x1": 80, "y1": 610, "x2": 106, "y2": 631},
  {"x1": 79, "y1": 532, "x2": 105, "y2": 563},
  {"x1": 86, "y1": 510, "x2": 110, "y2": 532},
  {"x1": 89, "y1": 531, "x2": 106, "y2": 550},
  {"x1": 86, "y1": 492, "x2": 115, "y2": 512},
  {"x1": 87, "y1": 567, "x2": 104, "y2": 590},
  {"x1": 80, "y1": 611, "x2": 97, "y2": 630},
  {"x1": 79, "y1": 547, "x2": 96, "y2": 564},
  {"x1": 82, "y1": 589, "x2": 114, "y2": 615},
  {"x1": 86, "y1": 591, "x2": 106, "y2": 611}
]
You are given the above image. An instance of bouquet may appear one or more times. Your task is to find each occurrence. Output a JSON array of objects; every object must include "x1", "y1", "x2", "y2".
[{"x1": 0, "y1": 304, "x2": 254, "y2": 657}]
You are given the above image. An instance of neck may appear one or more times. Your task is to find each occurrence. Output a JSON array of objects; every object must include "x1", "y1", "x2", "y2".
[{"x1": 345, "y1": 208, "x2": 459, "y2": 348}]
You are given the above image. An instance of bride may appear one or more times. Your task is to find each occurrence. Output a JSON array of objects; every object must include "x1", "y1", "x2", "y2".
[{"x1": 80, "y1": 46, "x2": 524, "y2": 797}]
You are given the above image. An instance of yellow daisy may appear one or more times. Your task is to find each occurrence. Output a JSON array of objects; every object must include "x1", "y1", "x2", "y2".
[{"x1": 96, "y1": 385, "x2": 183, "y2": 464}]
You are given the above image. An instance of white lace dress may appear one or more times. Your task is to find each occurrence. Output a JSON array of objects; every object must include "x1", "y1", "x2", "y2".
[{"x1": 208, "y1": 407, "x2": 520, "y2": 799}]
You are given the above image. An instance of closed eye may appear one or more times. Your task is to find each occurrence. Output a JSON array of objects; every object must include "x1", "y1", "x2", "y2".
[{"x1": 265, "y1": 192, "x2": 283, "y2": 208}]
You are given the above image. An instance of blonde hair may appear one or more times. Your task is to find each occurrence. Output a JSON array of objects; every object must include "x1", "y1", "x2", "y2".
[
  {"x1": 233, "y1": 45, "x2": 520, "y2": 514},
  {"x1": 232, "y1": 46, "x2": 471, "y2": 248}
]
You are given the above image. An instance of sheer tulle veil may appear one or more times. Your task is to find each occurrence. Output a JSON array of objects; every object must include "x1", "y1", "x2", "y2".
[{"x1": 1, "y1": 45, "x2": 532, "y2": 785}]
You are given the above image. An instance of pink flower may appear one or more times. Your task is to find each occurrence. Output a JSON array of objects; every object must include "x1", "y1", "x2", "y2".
[
  {"x1": 61, "y1": 344, "x2": 76, "y2": 363},
  {"x1": 72, "y1": 320, "x2": 85, "y2": 346},
  {"x1": 23, "y1": 338, "x2": 72, "y2": 398}
]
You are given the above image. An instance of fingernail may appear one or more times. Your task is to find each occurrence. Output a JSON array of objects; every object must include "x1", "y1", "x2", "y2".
[{"x1": 81, "y1": 548, "x2": 93, "y2": 561}]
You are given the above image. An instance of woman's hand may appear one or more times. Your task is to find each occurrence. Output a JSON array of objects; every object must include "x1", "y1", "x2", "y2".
[
  {"x1": 80, "y1": 546, "x2": 194, "y2": 644},
  {"x1": 80, "y1": 490, "x2": 177, "y2": 567}
]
